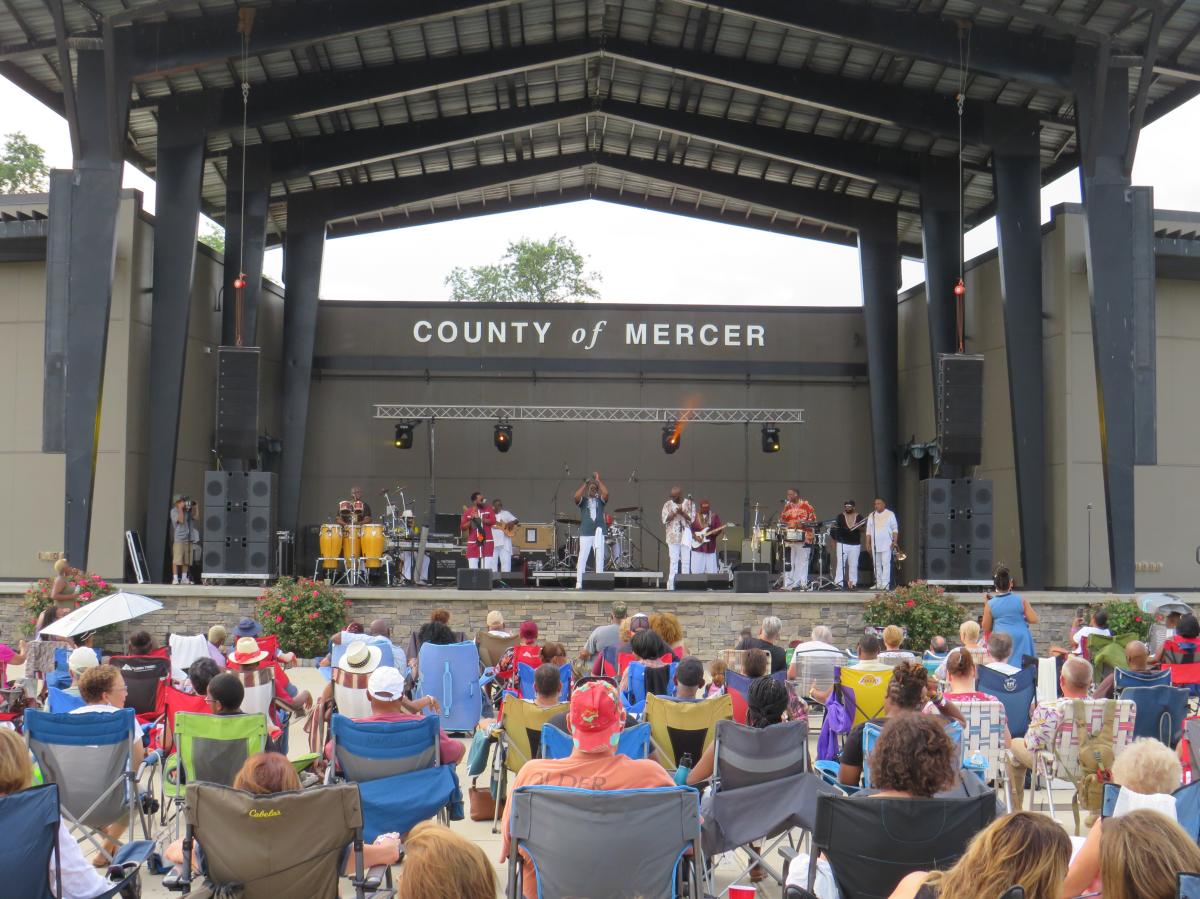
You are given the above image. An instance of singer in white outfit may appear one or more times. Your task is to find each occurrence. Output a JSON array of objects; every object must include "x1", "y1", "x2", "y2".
[
  {"x1": 661, "y1": 487, "x2": 696, "y2": 590},
  {"x1": 490, "y1": 499, "x2": 518, "y2": 573},
  {"x1": 865, "y1": 496, "x2": 900, "y2": 590},
  {"x1": 574, "y1": 472, "x2": 609, "y2": 588}
]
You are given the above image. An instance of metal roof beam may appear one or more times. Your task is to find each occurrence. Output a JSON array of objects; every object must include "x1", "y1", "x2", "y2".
[
  {"x1": 679, "y1": 0, "x2": 1075, "y2": 90},
  {"x1": 126, "y1": 0, "x2": 512, "y2": 78}
]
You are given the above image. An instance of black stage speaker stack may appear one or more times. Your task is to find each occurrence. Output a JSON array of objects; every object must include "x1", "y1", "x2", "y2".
[
  {"x1": 216, "y1": 347, "x2": 260, "y2": 470},
  {"x1": 674, "y1": 574, "x2": 710, "y2": 592},
  {"x1": 456, "y1": 568, "x2": 493, "y2": 591},
  {"x1": 936, "y1": 353, "x2": 984, "y2": 467},
  {"x1": 734, "y1": 570, "x2": 770, "y2": 593},
  {"x1": 920, "y1": 477, "x2": 993, "y2": 581},
  {"x1": 582, "y1": 573, "x2": 616, "y2": 591},
  {"x1": 203, "y1": 471, "x2": 276, "y2": 579}
]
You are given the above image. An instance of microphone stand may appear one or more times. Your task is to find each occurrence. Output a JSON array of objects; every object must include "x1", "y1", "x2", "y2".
[{"x1": 1082, "y1": 502, "x2": 1097, "y2": 590}]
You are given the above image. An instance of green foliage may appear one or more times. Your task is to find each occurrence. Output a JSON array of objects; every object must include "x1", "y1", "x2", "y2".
[
  {"x1": 1096, "y1": 599, "x2": 1150, "y2": 641},
  {"x1": 446, "y1": 234, "x2": 601, "y2": 303},
  {"x1": 0, "y1": 132, "x2": 49, "y2": 194},
  {"x1": 198, "y1": 222, "x2": 225, "y2": 254},
  {"x1": 23, "y1": 572, "x2": 117, "y2": 637},
  {"x1": 255, "y1": 576, "x2": 350, "y2": 657},
  {"x1": 864, "y1": 581, "x2": 967, "y2": 652}
]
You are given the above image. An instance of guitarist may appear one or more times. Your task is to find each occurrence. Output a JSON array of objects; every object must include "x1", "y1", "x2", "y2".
[
  {"x1": 490, "y1": 499, "x2": 519, "y2": 573},
  {"x1": 459, "y1": 491, "x2": 497, "y2": 571},
  {"x1": 689, "y1": 500, "x2": 723, "y2": 574}
]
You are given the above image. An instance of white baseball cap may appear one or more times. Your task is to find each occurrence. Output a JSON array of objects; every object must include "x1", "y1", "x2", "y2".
[
  {"x1": 367, "y1": 666, "x2": 405, "y2": 701},
  {"x1": 68, "y1": 647, "x2": 98, "y2": 674}
]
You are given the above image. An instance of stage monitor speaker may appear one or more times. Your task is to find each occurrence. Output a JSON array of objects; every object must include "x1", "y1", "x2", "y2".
[
  {"x1": 734, "y1": 570, "x2": 770, "y2": 593},
  {"x1": 708, "y1": 573, "x2": 733, "y2": 590},
  {"x1": 921, "y1": 479, "x2": 952, "y2": 515},
  {"x1": 216, "y1": 348, "x2": 260, "y2": 469},
  {"x1": 737, "y1": 560, "x2": 773, "y2": 573},
  {"x1": 205, "y1": 470, "x2": 247, "y2": 504},
  {"x1": 922, "y1": 546, "x2": 952, "y2": 580},
  {"x1": 456, "y1": 569, "x2": 493, "y2": 591},
  {"x1": 674, "y1": 574, "x2": 710, "y2": 591},
  {"x1": 582, "y1": 573, "x2": 615, "y2": 591},
  {"x1": 247, "y1": 471, "x2": 276, "y2": 508},
  {"x1": 496, "y1": 569, "x2": 526, "y2": 587},
  {"x1": 936, "y1": 353, "x2": 984, "y2": 467}
]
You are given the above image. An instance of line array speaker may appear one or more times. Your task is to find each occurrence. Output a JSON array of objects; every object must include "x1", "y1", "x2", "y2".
[
  {"x1": 216, "y1": 347, "x2": 260, "y2": 470},
  {"x1": 936, "y1": 353, "x2": 984, "y2": 467},
  {"x1": 920, "y1": 477, "x2": 993, "y2": 580}
]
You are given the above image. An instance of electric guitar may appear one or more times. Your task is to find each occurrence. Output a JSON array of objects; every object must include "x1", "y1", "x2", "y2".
[
  {"x1": 499, "y1": 519, "x2": 521, "y2": 537},
  {"x1": 690, "y1": 524, "x2": 726, "y2": 550}
]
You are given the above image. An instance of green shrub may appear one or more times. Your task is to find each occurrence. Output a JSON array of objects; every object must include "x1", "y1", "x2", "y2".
[
  {"x1": 23, "y1": 573, "x2": 116, "y2": 637},
  {"x1": 255, "y1": 576, "x2": 350, "y2": 658},
  {"x1": 864, "y1": 582, "x2": 967, "y2": 652},
  {"x1": 1097, "y1": 599, "x2": 1150, "y2": 641}
]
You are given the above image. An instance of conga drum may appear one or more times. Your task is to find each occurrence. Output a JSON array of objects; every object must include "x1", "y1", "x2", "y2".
[
  {"x1": 319, "y1": 523, "x2": 342, "y2": 569},
  {"x1": 361, "y1": 524, "x2": 385, "y2": 568},
  {"x1": 343, "y1": 524, "x2": 362, "y2": 563}
]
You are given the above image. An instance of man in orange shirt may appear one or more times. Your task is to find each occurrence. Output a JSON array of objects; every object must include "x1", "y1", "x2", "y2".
[
  {"x1": 500, "y1": 680, "x2": 673, "y2": 898},
  {"x1": 780, "y1": 488, "x2": 817, "y2": 590}
]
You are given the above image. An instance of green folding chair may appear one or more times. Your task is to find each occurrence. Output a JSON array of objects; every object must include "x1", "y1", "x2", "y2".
[{"x1": 1089, "y1": 633, "x2": 1138, "y2": 683}]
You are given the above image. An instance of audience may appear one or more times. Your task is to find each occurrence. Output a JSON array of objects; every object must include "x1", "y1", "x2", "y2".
[
  {"x1": 580, "y1": 600, "x2": 627, "y2": 667},
  {"x1": 958, "y1": 619, "x2": 988, "y2": 662},
  {"x1": 670, "y1": 656, "x2": 705, "y2": 701},
  {"x1": 226, "y1": 637, "x2": 311, "y2": 718},
  {"x1": 687, "y1": 676, "x2": 790, "y2": 784},
  {"x1": 500, "y1": 681, "x2": 673, "y2": 899},
  {"x1": 889, "y1": 811, "x2": 1070, "y2": 899},
  {"x1": 1095, "y1": 639, "x2": 1154, "y2": 697},
  {"x1": 1072, "y1": 608, "x2": 1111, "y2": 654},
  {"x1": 485, "y1": 610, "x2": 511, "y2": 637},
  {"x1": 926, "y1": 634, "x2": 949, "y2": 658},
  {"x1": 649, "y1": 611, "x2": 687, "y2": 658},
  {"x1": 0, "y1": 632, "x2": 28, "y2": 689},
  {"x1": 877, "y1": 625, "x2": 916, "y2": 664},
  {"x1": 941, "y1": 647, "x2": 1001, "y2": 705},
  {"x1": 592, "y1": 612, "x2": 652, "y2": 675},
  {"x1": 1062, "y1": 737, "x2": 1183, "y2": 896},
  {"x1": 205, "y1": 625, "x2": 227, "y2": 665},
  {"x1": 1097, "y1": 809, "x2": 1200, "y2": 899},
  {"x1": 206, "y1": 671, "x2": 246, "y2": 715},
  {"x1": 539, "y1": 642, "x2": 568, "y2": 666},
  {"x1": 531, "y1": 664, "x2": 563, "y2": 708},
  {"x1": 789, "y1": 625, "x2": 845, "y2": 680},
  {"x1": 62, "y1": 645, "x2": 98, "y2": 697},
  {"x1": 1157, "y1": 613, "x2": 1200, "y2": 665},
  {"x1": 368, "y1": 618, "x2": 406, "y2": 671},
  {"x1": 1006, "y1": 656, "x2": 1093, "y2": 810},
  {"x1": 0, "y1": 726, "x2": 117, "y2": 897},
  {"x1": 741, "y1": 647, "x2": 771, "y2": 679},
  {"x1": 703, "y1": 659, "x2": 727, "y2": 697},
  {"x1": 735, "y1": 616, "x2": 787, "y2": 674},
  {"x1": 618, "y1": 629, "x2": 674, "y2": 697},
  {"x1": 809, "y1": 634, "x2": 888, "y2": 703},
  {"x1": 126, "y1": 630, "x2": 155, "y2": 656},
  {"x1": 186, "y1": 657, "x2": 220, "y2": 699},
  {"x1": 396, "y1": 821, "x2": 496, "y2": 899},
  {"x1": 982, "y1": 630, "x2": 1020, "y2": 675}
]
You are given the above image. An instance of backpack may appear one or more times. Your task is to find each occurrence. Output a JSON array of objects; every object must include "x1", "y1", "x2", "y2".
[{"x1": 1062, "y1": 699, "x2": 1116, "y2": 817}]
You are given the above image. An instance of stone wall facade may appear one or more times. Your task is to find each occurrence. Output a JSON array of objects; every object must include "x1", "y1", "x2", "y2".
[{"x1": 0, "y1": 585, "x2": 1112, "y2": 659}]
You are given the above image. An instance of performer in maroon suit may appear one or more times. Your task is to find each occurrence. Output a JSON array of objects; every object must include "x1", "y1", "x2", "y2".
[{"x1": 460, "y1": 491, "x2": 497, "y2": 570}]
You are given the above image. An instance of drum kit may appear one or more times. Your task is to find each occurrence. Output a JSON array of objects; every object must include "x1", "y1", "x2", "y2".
[
  {"x1": 746, "y1": 502, "x2": 840, "y2": 589},
  {"x1": 315, "y1": 487, "x2": 432, "y2": 585},
  {"x1": 548, "y1": 505, "x2": 644, "y2": 572}
]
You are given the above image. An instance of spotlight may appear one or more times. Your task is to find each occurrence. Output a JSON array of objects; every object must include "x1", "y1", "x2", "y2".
[
  {"x1": 761, "y1": 425, "x2": 781, "y2": 453},
  {"x1": 662, "y1": 423, "x2": 681, "y2": 455},
  {"x1": 394, "y1": 422, "x2": 414, "y2": 449},
  {"x1": 494, "y1": 423, "x2": 513, "y2": 453}
]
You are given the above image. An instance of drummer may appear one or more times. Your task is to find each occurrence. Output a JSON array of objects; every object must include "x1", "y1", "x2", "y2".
[
  {"x1": 780, "y1": 489, "x2": 817, "y2": 591},
  {"x1": 338, "y1": 486, "x2": 373, "y2": 524}
]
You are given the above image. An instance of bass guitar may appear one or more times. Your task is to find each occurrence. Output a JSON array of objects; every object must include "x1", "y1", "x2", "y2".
[{"x1": 690, "y1": 524, "x2": 726, "y2": 550}]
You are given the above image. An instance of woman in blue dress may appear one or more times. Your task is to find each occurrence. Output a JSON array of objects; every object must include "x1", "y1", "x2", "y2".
[{"x1": 982, "y1": 565, "x2": 1038, "y2": 662}]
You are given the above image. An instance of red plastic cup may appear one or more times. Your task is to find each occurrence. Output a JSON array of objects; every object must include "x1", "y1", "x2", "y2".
[{"x1": 729, "y1": 885, "x2": 757, "y2": 899}]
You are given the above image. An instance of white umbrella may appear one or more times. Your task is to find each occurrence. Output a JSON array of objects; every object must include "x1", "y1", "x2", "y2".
[{"x1": 39, "y1": 591, "x2": 164, "y2": 638}]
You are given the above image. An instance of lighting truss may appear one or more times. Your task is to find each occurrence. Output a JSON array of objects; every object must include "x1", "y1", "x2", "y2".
[{"x1": 373, "y1": 405, "x2": 805, "y2": 424}]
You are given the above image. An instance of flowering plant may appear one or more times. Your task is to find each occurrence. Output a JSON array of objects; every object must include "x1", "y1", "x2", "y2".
[
  {"x1": 23, "y1": 572, "x2": 116, "y2": 636},
  {"x1": 255, "y1": 576, "x2": 350, "y2": 657},
  {"x1": 1094, "y1": 599, "x2": 1150, "y2": 641},
  {"x1": 864, "y1": 581, "x2": 966, "y2": 652}
]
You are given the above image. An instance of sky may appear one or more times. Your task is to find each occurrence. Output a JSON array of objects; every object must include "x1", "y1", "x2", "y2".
[{"x1": 3, "y1": 74, "x2": 1199, "y2": 303}]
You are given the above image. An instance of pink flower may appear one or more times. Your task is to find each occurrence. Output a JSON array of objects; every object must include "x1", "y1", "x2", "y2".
[
  {"x1": 905, "y1": 599, "x2": 915, "y2": 607},
  {"x1": 292, "y1": 596, "x2": 299, "y2": 603},
  {"x1": 309, "y1": 612, "x2": 319, "y2": 620},
  {"x1": 96, "y1": 580, "x2": 107, "y2": 589},
  {"x1": 312, "y1": 591, "x2": 319, "y2": 598},
  {"x1": 80, "y1": 591, "x2": 92, "y2": 600},
  {"x1": 275, "y1": 615, "x2": 284, "y2": 623}
]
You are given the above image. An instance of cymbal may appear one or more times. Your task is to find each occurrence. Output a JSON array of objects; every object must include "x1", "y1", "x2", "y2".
[
  {"x1": 613, "y1": 505, "x2": 640, "y2": 513},
  {"x1": 554, "y1": 516, "x2": 577, "y2": 525}
]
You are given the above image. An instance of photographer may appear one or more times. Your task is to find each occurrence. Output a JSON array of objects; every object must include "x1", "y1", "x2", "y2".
[{"x1": 170, "y1": 494, "x2": 199, "y2": 585}]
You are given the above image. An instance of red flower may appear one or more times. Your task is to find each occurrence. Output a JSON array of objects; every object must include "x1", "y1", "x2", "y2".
[
  {"x1": 308, "y1": 612, "x2": 319, "y2": 620},
  {"x1": 275, "y1": 615, "x2": 284, "y2": 623},
  {"x1": 79, "y1": 591, "x2": 92, "y2": 600},
  {"x1": 1134, "y1": 616, "x2": 1142, "y2": 623},
  {"x1": 312, "y1": 591, "x2": 319, "y2": 598},
  {"x1": 905, "y1": 599, "x2": 915, "y2": 607}
]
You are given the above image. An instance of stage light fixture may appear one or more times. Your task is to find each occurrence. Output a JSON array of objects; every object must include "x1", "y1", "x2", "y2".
[
  {"x1": 394, "y1": 422, "x2": 414, "y2": 449},
  {"x1": 662, "y1": 422, "x2": 681, "y2": 454},
  {"x1": 494, "y1": 423, "x2": 513, "y2": 453},
  {"x1": 761, "y1": 425, "x2": 781, "y2": 453}
]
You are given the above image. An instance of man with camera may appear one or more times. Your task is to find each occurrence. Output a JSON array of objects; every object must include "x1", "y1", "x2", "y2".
[{"x1": 170, "y1": 494, "x2": 199, "y2": 584}]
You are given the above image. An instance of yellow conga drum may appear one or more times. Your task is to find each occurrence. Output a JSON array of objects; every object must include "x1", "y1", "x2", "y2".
[
  {"x1": 361, "y1": 524, "x2": 385, "y2": 568},
  {"x1": 343, "y1": 524, "x2": 362, "y2": 564},
  {"x1": 319, "y1": 523, "x2": 342, "y2": 569}
]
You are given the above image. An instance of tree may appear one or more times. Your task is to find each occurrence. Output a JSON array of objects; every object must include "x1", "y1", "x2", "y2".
[
  {"x1": 0, "y1": 132, "x2": 49, "y2": 194},
  {"x1": 446, "y1": 235, "x2": 601, "y2": 303},
  {"x1": 198, "y1": 221, "x2": 225, "y2": 254}
]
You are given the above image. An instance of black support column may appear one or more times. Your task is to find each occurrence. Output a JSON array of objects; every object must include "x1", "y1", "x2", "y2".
[
  {"x1": 221, "y1": 145, "x2": 271, "y2": 346},
  {"x1": 278, "y1": 208, "x2": 326, "y2": 537},
  {"x1": 56, "y1": 47, "x2": 131, "y2": 569},
  {"x1": 920, "y1": 162, "x2": 961, "y2": 383},
  {"x1": 859, "y1": 211, "x2": 900, "y2": 509},
  {"x1": 1075, "y1": 54, "x2": 1139, "y2": 593},
  {"x1": 993, "y1": 121, "x2": 1047, "y2": 589},
  {"x1": 144, "y1": 102, "x2": 207, "y2": 582}
]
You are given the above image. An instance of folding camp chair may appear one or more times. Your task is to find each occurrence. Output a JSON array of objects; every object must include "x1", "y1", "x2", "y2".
[
  {"x1": 1089, "y1": 633, "x2": 1138, "y2": 683},
  {"x1": 414, "y1": 640, "x2": 492, "y2": 734},
  {"x1": 1115, "y1": 667, "x2": 1172, "y2": 692},
  {"x1": 1036, "y1": 657, "x2": 1060, "y2": 705},
  {"x1": 783, "y1": 790, "x2": 997, "y2": 899},
  {"x1": 1101, "y1": 779, "x2": 1200, "y2": 842},
  {"x1": 165, "y1": 781, "x2": 393, "y2": 898},
  {"x1": 789, "y1": 650, "x2": 846, "y2": 697},
  {"x1": 957, "y1": 700, "x2": 1013, "y2": 808},
  {"x1": 1031, "y1": 698, "x2": 1136, "y2": 833},
  {"x1": 645, "y1": 692, "x2": 733, "y2": 772},
  {"x1": 540, "y1": 722, "x2": 652, "y2": 760},
  {"x1": 840, "y1": 667, "x2": 894, "y2": 727},
  {"x1": 108, "y1": 654, "x2": 170, "y2": 723},
  {"x1": 623, "y1": 660, "x2": 678, "y2": 714},
  {"x1": 978, "y1": 664, "x2": 1037, "y2": 738},
  {"x1": 490, "y1": 698, "x2": 569, "y2": 832},
  {"x1": 319, "y1": 636, "x2": 400, "y2": 683},
  {"x1": 476, "y1": 630, "x2": 519, "y2": 668},
  {"x1": 0, "y1": 783, "x2": 153, "y2": 899},
  {"x1": 701, "y1": 719, "x2": 814, "y2": 893},
  {"x1": 232, "y1": 665, "x2": 285, "y2": 731},
  {"x1": 46, "y1": 686, "x2": 84, "y2": 714},
  {"x1": 1124, "y1": 684, "x2": 1189, "y2": 746},
  {"x1": 160, "y1": 711, "x2": 268, "y2": 839},
  {"x1": 506, "y1": 785, "x2": 703, "y2": 899},
  {"x1": 324, "y1": 713, "x2": 462, "y2": 840},
  {"x1": 724, "y1": 669, "x2": 786, "y2": 725},
  {"x1": 167, "y1": 634, "x2": 213, "y2": 684},
  {"x1": 1179, "y1": 872, "x2": 1200, "y2": 899},
  {"x1": 24, "y1": 708, "x2": 153, "y2": 863},
  {"x1": 332, "y1": 666, "x2": 374, "y2": 719},
  {"x1": 517, "y1": 661, "x2": 573, "y2": 701}
]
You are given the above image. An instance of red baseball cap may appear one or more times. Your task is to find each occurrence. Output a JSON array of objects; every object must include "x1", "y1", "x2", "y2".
[{"x1": 567, "y1": 680, "x2": 623, "y2": 753}]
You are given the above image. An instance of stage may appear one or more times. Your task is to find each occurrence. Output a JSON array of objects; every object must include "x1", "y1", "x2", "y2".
[{"x1": 4, "y1": 581, "x2": 1180, "y2": 662}]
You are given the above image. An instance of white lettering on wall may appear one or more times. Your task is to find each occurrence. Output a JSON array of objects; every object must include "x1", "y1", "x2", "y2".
[
  {"x1": 412, "y1": 319, "x2": 770, "y2": 349},
  {"x1": 724, "y1": 324, "x2": 742, "y2": 346},
  {"x1": 627, "y1": 323, "x2": 647, "y2": 345},
  {"x1": 675, "y1": 324, "x2": 694, "y2": 346},
  {"x1": 653, "y1": 323, "x2": 670, "y2": 345},
  {"x1": 533, "y1": 322, "x2": 551, "y2": 343},
  {"x1": 511, "y1": 322, "x2": 528, "y2": 342},
  {"x1": 699, "y1": 324, "x2": 719, "y2": 346},
  {"x1": 463, "y1": 321, "x2": 482, "y2": 344},
  {"x1": 488, "y1": 321, "x2": 506, "y2": 343},
  {"x1": 437, "y1": 321, "x2": 458, "y2": 343},
  {"x1": 747, "y1": 324, "x2": 765, "y2": 347},
  {"x1": 414, "y1": 320, "x2": 433, "y2": 343}
]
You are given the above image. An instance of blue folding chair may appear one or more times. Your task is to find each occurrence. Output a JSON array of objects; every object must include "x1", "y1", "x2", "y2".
[
  {"x1": 318, "y1": 636, "x2": 401, "y2": 683},
  {"x1": 324, "y1": 713, "x2": 462, "y2": 840},
  {"x1": 1179, "y1": 872, "x2": 1200, "y2": 899},
  {"x1": 46, "y1": 647, "x2": 74, "y2": 692},
  {"x1": 1122, "y1": 684, "x2": 1189, "y2": 746},
  {"x1": 1103, "y1": 779, "x2": 1200, "y2": 843},
  {"x1": 540, "y1": 722, "x2": 652, "y2": 760},
  {"x1": 46, "y1": 687, "x2": 84, "y2": 714},
  {"x1": 862, "y1": 720, "x2": 964, "y2": 789},
  {"x1": 0, "y1": 783, "x2": 152, "y2": 899},
  {"x1": 622, "y1": 661, "x2": 678, "y2": 715},
  {"x1": 414, "y1": 640, "x2": 492, "y2": 734},
  {"x1": 1115, "y1": 667, "x2": 1172, "y2": 692},
  {"x1": 517, "y1": 661, "x2": 573, "y2": 702},
  {"x1": 977, "y1": 665, "x2": 1037, "y2": 738}
]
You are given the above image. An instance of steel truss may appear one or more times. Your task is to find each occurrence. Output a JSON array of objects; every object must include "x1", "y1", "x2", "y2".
[{"x1": 373, "y1": 405, "x2": 804, "y2": 424}]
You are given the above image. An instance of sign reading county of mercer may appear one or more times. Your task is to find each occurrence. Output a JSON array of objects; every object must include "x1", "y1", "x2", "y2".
[{"x1": 412, "y1": 318, "x2": 766, "y2": 352}]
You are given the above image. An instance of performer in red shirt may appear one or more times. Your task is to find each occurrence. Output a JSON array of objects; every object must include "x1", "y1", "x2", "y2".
[
  {"x1": 460, "y1": 491, "x2": 497, "y2": 569},
  {"x1": 780, "y1": 488, "x2": 817, "y2": 591},
  {"x1": 689, "y1": 500, "x2": 724, "y2": 575}
]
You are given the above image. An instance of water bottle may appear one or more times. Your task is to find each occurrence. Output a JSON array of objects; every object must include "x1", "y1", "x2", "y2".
[
  {"x1": 675, "y1": 752, "x2": 694, "y2": 785},
  {"x1": 968, "y1": 751, "x2": 988, "y2": 771}
]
